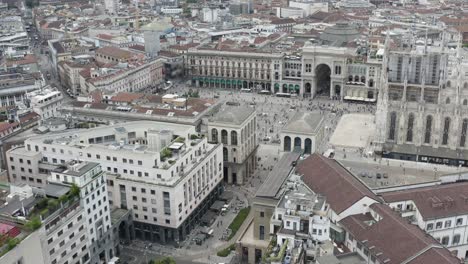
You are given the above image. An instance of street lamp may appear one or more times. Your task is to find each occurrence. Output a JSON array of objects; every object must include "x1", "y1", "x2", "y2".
[{"x1": 144, "y1": 244, "x2": 149, "y2": 264}]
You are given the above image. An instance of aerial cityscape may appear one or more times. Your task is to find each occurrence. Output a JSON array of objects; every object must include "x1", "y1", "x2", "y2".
[{"x1": 0, "y1": 0, "x2": 467, "y2": 263}]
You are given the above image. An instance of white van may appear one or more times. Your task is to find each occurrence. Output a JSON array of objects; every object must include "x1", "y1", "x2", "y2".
[{"x1": 108, "y1": 257, "x2": 120, "y2": 264}]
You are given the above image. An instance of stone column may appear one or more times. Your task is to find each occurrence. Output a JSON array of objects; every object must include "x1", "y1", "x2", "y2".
[
  {"x1": 160, "y1": 228, "x2": 166, "y2": 244},
  {"x1": 311, "y1": 76, "x2": 317, "y2": 98}
]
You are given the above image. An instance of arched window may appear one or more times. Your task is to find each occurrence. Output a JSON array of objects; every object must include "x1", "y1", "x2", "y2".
[
  {"x1": 460, "y1": 119, "x2": 468, "y2": 147},
  {"x1": 388, "y1": 112, "x2": 397, "y2": 140},
  {"x1": 348, "y1": 75, "x2": 353, "y2": 82},
  {"x1": 446, "y1": 97, "x2": 450, "y2": 104},
  {"x1": 221, "y1": 130, "x2": 228, "y2": 144},
  {"x1": 447, "y1": 81, "x2": 451, "y2": 88},
  {"x1": 223, "y1": 147, "x2": 228, "y2": 161},
  {"x1": 424, "y1": 115, "x2": 433, "y2": 144},
  {"x1": 354, "y1": 76, "x2": 359, "y2": 82},
  {"x1": 211, "y1": 128, "x2": 218, "y2": 143},
  {"x1": 406, "y1": 113, "x2": 415, "y2": 142},
  {"x1": 369, "y1": 79, "x2": 374, "y2": 87},
  {"x1": 231, "y1": 131, "x2": 238, "y2": 146},
  {"x1": 442, "y1": 117, "x2": 451, "y2": 145},
  {"x1": 294, "y1": 137, "x2": 301, "y2": 151},
  {"x1": 304, "y1": 138, "x2": 312, "y2": 154},
  {"x1": 284, "y1": 136, "x2": 291, "y2": 152},
  {"x1": 463, "y1": 99, "x2": 468, "y2": 106},
  {"x1": 464, "y1": 82, "x2": 468, "y2": 89},
  {"x1": 285, "y1": 70, "x2": 290, "y2": 77},
  {"x1": 361, "y1": 76, "x2": 366, "y2": 83}
]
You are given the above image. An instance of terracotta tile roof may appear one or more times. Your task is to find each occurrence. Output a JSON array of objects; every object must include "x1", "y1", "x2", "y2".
[
  {"x1": 19, "y1": 112, "x2": 40, "y2": 123},
  {"x1": 110, "y1": 92, "x2": 145, "y2": 102},
  {"x1": 89, "y1": 90, "x2": 102, "y2": 103},
  {"x1": 381, "y1": 182, "x2": 468, "y2": 220},
  {"x1": 158, "y1": 50, "x2": 180, "y2": 58},
  {"x1": 5, "y1": 54, "x2": 38, "y2": 66},
  {"x1": 129, "y1": 44, "x2": 145, "y2": 52},
  {"x1": 271, "y1": 18, "x2": 295, "y2": 25},
  {"x1": 340, "y1": 203, "x2": 461, "y2": 264},
  {"x1": 70, "y1": 93, "x2": 215, "y2": 118},
  {"x1": 408, "y1": 247, "x2": 460, "y2": 264},
  {"x1": 169, "y1": 42, "x2": 200, "y2": 51},
  {"x1": 96, "y1": 34, "x2": 113, "y2": 40},
  {"x1": 96, "y1": 46, "x2": 134, "y2": 60},
  {"x1": 0, "y1": 122, "x2": 18, "y2": 133},
  {"x1": 254, "y1": 37, "x2": 268, "y2": 45},
  {"x1": 296, "y1": 154, "x2": 379, "y2": 214}
]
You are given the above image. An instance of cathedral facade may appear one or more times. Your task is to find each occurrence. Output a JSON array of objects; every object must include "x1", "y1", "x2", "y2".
[{"x1": 375, "y1": 39, "x2": 468, "y2": 166}]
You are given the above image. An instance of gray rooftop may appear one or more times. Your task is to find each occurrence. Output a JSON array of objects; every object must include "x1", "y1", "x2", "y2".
[
  {"x1": 209, "y1": 104, "x2": 255, "y2": 126},
  {"x1": 282, "y1": 111, "x2": 324, "y2": 135},
  {"x1": 54, "y1": 161, "x2": 100, "y2": 177},
  {"x1": 320, "y1": 21, "x2": 360, "y2": 47},
  {"x1": 316, "y1": 252, "x2": 366, "y2": 264},
  {"x1": 256, "y1": 152, "x2": 301, "y2": 198},
  {"x1": 44, "y1": 183, "x2": 70, "y2": 198},
  {"x1": 0, "y1": 195, "x2": 37, "y2": 216}
]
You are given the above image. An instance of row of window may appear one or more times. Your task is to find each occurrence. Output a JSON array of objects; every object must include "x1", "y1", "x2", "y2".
[
  {"x1": 426, "y1": 218, "x2": 465, "y2": 231},
  {"x1": 435, "y1": 233, "x2": 465, "y2": 247},
  {"x1": 388, "y1": 113, "x2": 468, "y2": 147},
  {"x1": 86, "y1": 153, "x2": 143, "y2": 165}
]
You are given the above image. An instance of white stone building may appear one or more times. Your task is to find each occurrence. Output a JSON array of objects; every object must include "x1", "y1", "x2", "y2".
[
  {"x1": 27, "y1": 87, "x2": 63, "y2": 121},
  {"x1": 79, "y1": 59, "x2": 164, "y2": 94},
  {"x1": 273, "y1": 182, "x2": 331, "y2": 247},
  {"x1": 375, "y1": 36, "x2": 468, "y2": 166},
  {"x1": 0, "y1": 169, "x2": 114, "y2": 264},
  {"x1": 48, "y1": 161, "x2": 114, "y2": 263},
  {"x1": 208, "y1": 103, "x2": 257, "y2": 184},
  {"x1": 104, "y1": 0, "x2": 118, "y2": 14},
  {"x1": 281, "y1": 111, "x2": 324, "y2": 154},
  {"x1": 6, "y1": 121, "x2": 224, "y2": 243}
]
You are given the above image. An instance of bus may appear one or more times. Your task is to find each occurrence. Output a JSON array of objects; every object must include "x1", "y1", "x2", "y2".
[
  {"x1": 258, "y1": 90, "x2": 272, "y2": 95},
  {"x1": 275, "y1": 92, "x2": 291, "y2": 98}
]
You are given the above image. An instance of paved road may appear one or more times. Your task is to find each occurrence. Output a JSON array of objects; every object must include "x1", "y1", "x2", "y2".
[{"x1": 29, "y1": 26, "x2": 74, "y2": 104}]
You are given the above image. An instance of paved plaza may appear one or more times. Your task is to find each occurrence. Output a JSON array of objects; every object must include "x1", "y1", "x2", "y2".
[{"x1": 330, "y1": 113, "x2": 375, "y2": 149}]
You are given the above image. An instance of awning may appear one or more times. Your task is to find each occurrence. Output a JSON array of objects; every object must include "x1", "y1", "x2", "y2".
[
  {"x1": 237, "y1": 80, "x2": 243, "y2": 85},
  {"x1": 215, "y1": 79, "x2": 220, "y2": 84},
  {"x1": 210, "y1": 200, "x2": 225, "y2": 212},
  {"x1": 221, "y1": 79, "x2": 225, "y2": 84},
  {"x1": 295, "y1": 85, "x2": 300, "y2": 91},
  {"x1": 200, "y1": 211, "x2": 217, "y2": 226},
  {"x1": 289, "y1": 84, "x2": 294, "y2": 89},
  {"x1": 274, "y1": 83, "x2": 280, "y2": 88},
  {"x1": 210, "y1": 79, "x2": 215, "y2": 83},
  {"x1": 226, "y1": 80, "x2": 231, "y2": 84}
]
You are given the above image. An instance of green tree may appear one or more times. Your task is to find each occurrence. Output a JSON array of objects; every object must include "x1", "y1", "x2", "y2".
[
  {"x1": 25, "y1": 216, "x2": 42, "y2": 231},
  {"x1": 70, "y1": 183, "x2": 80, "y2": 198},
  {"x1": 6, "y1": 238, "x2": 19, "y2": 250}
]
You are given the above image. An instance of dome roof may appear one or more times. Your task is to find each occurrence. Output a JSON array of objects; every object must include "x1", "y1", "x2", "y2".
[{"x1": 319, "y1": 21, "x2": 360, "y2": 46}]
